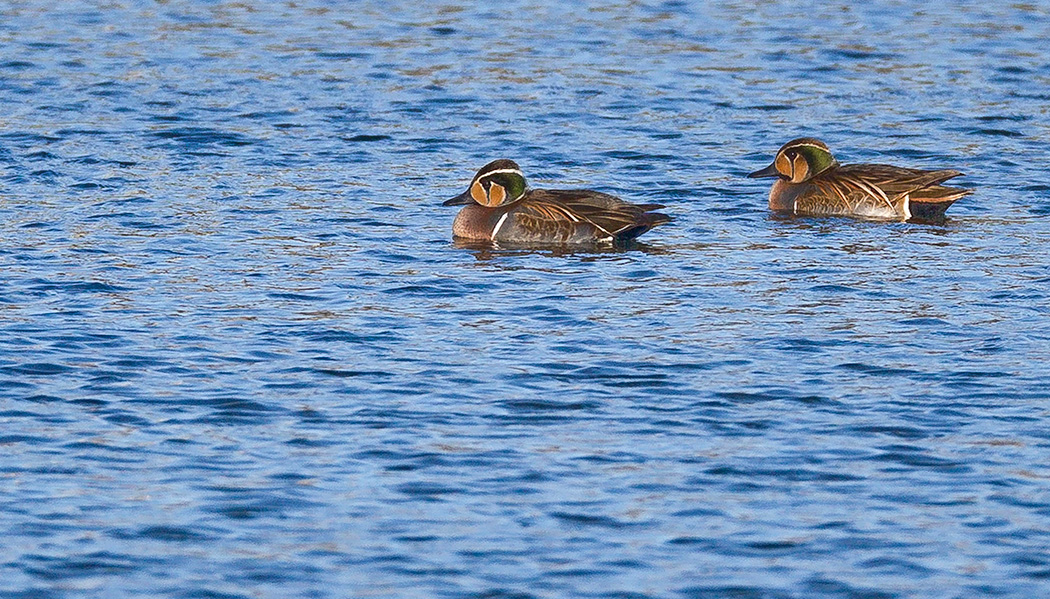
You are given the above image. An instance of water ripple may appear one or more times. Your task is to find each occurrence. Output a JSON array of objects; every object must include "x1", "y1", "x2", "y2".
[{"x1": 1, "y1": 2, "x2": 1048, "y2": 599}]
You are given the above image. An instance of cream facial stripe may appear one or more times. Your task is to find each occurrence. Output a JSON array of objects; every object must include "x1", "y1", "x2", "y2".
[
  {"x1": 491, "y1": 212, "x2": 510, "y2": 239},
  {"x1": 481, "y1": 168, "x2": 524, "y2": 178},
  {"x1": 786, "y1": 143, "x2": 828, "y2": 152}
]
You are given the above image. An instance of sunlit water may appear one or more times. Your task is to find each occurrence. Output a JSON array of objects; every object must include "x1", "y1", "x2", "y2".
[{"x1": 2, "y1": 2, "x2": 1049, "y2": 598}]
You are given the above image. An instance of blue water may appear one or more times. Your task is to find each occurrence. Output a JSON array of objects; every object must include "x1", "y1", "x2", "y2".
[{"x1": 2, "y1": 1, "x2": 1049, "y2": 597}]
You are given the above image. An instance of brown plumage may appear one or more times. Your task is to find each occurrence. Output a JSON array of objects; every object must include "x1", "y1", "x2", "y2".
[
  {"x1": 444, "y1": 160, "x2": 671, "y2": 245},
  {"x1": 749, "y1": 138, "x2": 973, "y2": 221}
]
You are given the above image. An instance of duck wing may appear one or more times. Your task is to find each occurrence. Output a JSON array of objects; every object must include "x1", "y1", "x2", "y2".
[
  {"x1": 817, "y1": 164, "x2": 967, "y2": 203},
  {"x1": 520, "y1": 190, "x2": 670, "y2": 239}
]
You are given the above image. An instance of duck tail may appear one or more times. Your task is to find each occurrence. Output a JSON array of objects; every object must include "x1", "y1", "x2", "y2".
[
  {"x1": 908, "y1": 187, "x2": 973, "y2": 222},
  {"x1": 616, "y1": 210, "x2": 672, "y2": 241}
]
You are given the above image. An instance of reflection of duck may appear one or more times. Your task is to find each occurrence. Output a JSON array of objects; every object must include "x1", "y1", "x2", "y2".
[
  {"x1": 749, "y1": 138, "x2": 972, "y2": 221},
  {"x1": 443, "y1": 160, "x2": 671, "y2": 245}
]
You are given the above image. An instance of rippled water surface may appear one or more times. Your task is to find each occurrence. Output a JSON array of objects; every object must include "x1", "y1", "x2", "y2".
[{"x1": 2, "y1": 1, "x2": 1050, "y2": 597}]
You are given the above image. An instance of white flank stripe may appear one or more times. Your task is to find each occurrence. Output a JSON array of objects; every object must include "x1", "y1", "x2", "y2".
[
  {"x1": 903, "y1": 194, "x2": 911, "y2": 220},
  {"x1": 491, "y1": 212, "x2": 510, "y2": 239}
]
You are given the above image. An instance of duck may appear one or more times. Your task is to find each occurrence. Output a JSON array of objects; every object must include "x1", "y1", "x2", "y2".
[
  {"x1": 443, "y1": 159, "x2": 671, "y2": 245},
  {"x1": 748, "y1": 138, "x2": 972, "y2": 221}
]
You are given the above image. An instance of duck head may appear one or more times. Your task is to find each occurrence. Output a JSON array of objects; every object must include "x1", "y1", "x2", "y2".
[
  {"x1": 444, "y1": 159, "x2": 528, "y2": 207},
  {"x1": 748, "y1": 138, "x2": 838, "y2": 183}
]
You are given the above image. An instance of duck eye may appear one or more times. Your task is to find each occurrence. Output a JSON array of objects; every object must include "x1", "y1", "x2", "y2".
[{"x1": 786, "y1": 150, "x2": 796, "y2": 159}]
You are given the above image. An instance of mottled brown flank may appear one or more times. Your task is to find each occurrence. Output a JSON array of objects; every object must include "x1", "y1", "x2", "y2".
[
  {"x1": 470, "y1": 180, "x2": 486, "y2": 205},
  {"x1": 515, "y1": 189, "x2": 670, "y2": 241},
  {"x1": 488, "y1": 182, "x2": 506, "y2": 206},
  {"x1": 794, "y1": 164, "x2": 972, "y2": 219}
]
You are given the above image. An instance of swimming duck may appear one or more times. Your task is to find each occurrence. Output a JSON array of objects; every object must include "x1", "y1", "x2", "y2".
[
  {"x1": 443, "y1": 159, "x2": 671, "y2": 245},
  {"x1": 748, "y1": 138, "x2": 972, "y2": 221}
]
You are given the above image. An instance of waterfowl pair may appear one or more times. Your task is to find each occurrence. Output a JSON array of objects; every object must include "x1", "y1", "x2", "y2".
[
  {"x1": 444, "y1": 141, "x2": 972, "y2": 245},
  {"x1": 443, "y1": 159, "x2": 671, "y2": 245},
  {"x1": 749, "y1": 138, "x2": 972, "y2": 221}
]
